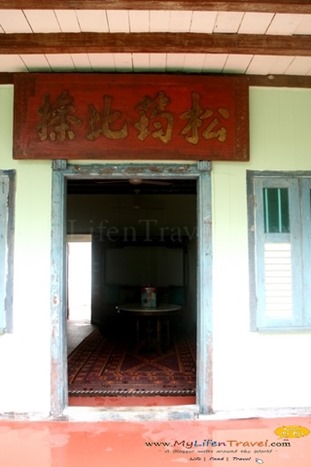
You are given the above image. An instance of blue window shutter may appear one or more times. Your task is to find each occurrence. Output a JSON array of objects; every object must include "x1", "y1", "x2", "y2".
[{"x1": 250, "y1": 174, "x2": 310, "y2": 331}]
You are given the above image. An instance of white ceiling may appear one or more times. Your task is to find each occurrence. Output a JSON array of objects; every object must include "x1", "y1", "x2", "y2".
[{"x1": 0, "y1": 8, "x2": 311, "y2": 76}]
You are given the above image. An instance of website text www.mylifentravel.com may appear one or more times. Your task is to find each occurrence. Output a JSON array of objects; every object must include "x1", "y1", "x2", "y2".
[{"x1": 145, "y1": 438, "x2": 291, "y2": 459}]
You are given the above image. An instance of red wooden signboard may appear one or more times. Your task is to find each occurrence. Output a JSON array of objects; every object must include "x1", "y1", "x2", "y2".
[{"x1": 13, "y1": 73, "x2": 249, "y2": 161}]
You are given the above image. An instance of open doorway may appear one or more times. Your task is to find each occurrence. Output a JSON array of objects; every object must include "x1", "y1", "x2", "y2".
[
  {"x1": 50, "y1": 162, "x2": 212, "y2": 417},
  {"x1": 67, "y1": 235, "x2": 92, "y2": 321},
  {"x1": 66, "y1": 235, "x2": 95, "y2": 356},
  {"x1": 66, "y1": 177, "x2": 197, "y2": 406}
]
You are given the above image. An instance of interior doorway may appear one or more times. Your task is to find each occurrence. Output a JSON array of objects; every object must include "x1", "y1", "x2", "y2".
[
  {"x1": 66, "y1": 177, "x2": 197, "y2": 406},
  {"x1": 50, "y1": 162, "x2": 212, "y2": 417}
]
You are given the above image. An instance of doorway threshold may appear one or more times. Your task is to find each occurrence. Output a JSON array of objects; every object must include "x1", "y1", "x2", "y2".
[{"x1": 64, "y1": 404, "x2": 200, "y2": 422}]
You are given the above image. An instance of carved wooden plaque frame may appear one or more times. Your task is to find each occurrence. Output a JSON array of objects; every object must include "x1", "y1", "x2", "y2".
[{"x1": 13, "y1": 73, "x2": 249, "y2": 161}]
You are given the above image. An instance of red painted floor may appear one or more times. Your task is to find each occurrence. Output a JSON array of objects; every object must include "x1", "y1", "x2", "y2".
[
  {"x1": 69, "y1": 396, "x2": 196, "y2": 406},
  {"x1": 0, "y1": 416, "x2": 310, "y2": 466}
]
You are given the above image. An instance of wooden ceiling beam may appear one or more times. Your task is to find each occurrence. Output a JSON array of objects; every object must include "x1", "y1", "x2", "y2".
[
  {"x1": 0, "y1": 32, "x2": 310, "y2": 56},
  {"x1": 0, "y1": 0, "x2": 311, "y2": 14},
  {"x1": 3, "y1": 74, "x2": 311, "y2": 89},
  {"x1": 0, "y1": 73, "x2": 13, "y2": 84}
]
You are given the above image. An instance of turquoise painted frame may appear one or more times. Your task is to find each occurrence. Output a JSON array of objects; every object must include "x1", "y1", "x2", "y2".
[
  {"x1": 247, "y1": 170, "x2": 311, "y2": 332},
  {"x1": 0, "y1": 170, "x2": 15, "y2": 334},
  {"x1": 50, "y1": 161, "x2": 212, "y2": 418}
]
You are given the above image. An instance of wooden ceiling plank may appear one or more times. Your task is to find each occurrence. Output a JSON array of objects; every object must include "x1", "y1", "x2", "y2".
[
  {"x1": 238, "y1": 12, "x2": 274, "y2": 34},
  {"x1": 88, "y1": 52, "x2": 116, "y2": 70},
  {"x1": 106, "y1": 9, "x2": 130, "y2": 32},
  {"x1": 247, "y1": 54, "x2": 287, "y2": 74},
  {"x1": 76, "y1": 10, "x2": 109, "y2": 32},
  {"x1": 183, "y1": 53, "x2": 207, "y2": 72},
  {"x1": 149, "y1": 52, "x2": 166, "y2": 71},
  {"x1": 0, "y1": 2, "x2": 311, "y2": 14},
  {"x1": 0, "y1": 9, "x2": 32, "y2": 33},
  {"x1": 169, "y1": 10, "x2": 192, "y2": 32},
  {"x1": 132, "y1": 53, "x2": 150, "y2": 71},
  {"x1": 55, "y1": 10, "x2": 81, "y2": 33},
  {"x1": 20, "y1": 53, "x2": 51, "y2": 71},
  {"x1": 214, "y1": 12, "x2": 245, "y2": 33},
  {"x1": 166, "y1": 53, "x2": 185, "y2": 71},
  {"x1": 0, "y1": 32, "x2": 310, "y2": 56},
  {"x1": 294, "y1": 14, "x2": 311, "y2": 34},
  {"x1": 267, "y1": 12, "x2": 306, "y2": 34},
  {"x1": 113, "y1": 52, "x2": 133, "y2": 70},
  {"x1": 201, "y1": 53, "x2": 228, "y2": 72},
  {"x1": 70, "y1": 52, "x2": 92, "y2": 70},
  {"x1": 285, "y1": 56, "x2": 311, "y2": 74},
  {"x1": 149, "y1": 10, "x2": 171, "y2": 32},
  {"x1": 224, "y1": 54, "x2": 253, "y2": 74},
  {"x1": 268, "y1": 55, "x2": 296, "y2": 74},
  {"x1": 45, "y1": 53, "x2": 76, "y2": 71},
  {"x1": 0, "y1": 54, "x2": 27, "y2": 71},
  {"x1": 24, "y1": 10, "x2": 61, "y2": 33},
  {"x1": 190, "y1": 11, "x2": 218, "y2": 33},
  {"x1": 129, "y1": 10, "x2": 149, "y2": 32}
]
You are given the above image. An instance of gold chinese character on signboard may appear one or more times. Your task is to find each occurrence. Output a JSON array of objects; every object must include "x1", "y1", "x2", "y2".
[
  {"x1": 179, "y1": 92, "x2": 211, "y2": 144},
  {"x1": 134, "y1": 91, "x2": 173, "y2": 144},
  {"x1": 203, "y1": 108, "x2": 230, "y2": 142},
  {"x1": 87, "y1": 96, "x2": 128, "y2": 140},
  {"x1": 180, "y1": 92, "x2": 230, "y2": 144},
  {"x1": 37, "y1": 90, "x2": 82, "y2": 142}
]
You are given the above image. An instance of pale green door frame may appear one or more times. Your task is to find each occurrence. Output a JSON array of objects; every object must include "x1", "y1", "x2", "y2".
[{"x1": 50, "y1": 160, "x2": 212, "y2": 418}]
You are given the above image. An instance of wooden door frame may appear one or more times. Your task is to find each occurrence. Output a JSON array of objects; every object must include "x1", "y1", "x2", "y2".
[{"x1": 50, "y1": 160, "x2": 212, "y2": 419}]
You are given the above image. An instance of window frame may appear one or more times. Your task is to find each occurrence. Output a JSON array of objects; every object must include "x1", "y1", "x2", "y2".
[
  {"x1": 248, "y1": 171, "x2": 311, "y2": 332},
  {"x1": 0, "y1": 170, "x2": 15, "y2": 334}
]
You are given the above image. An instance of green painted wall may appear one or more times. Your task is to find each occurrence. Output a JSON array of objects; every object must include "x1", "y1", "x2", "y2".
[
  {"x1": 0, "y1": 85, "x2": 52, "y2": 413},
  {"x1": 212, "y1": 87, "x2": 311, "y2": 411}
]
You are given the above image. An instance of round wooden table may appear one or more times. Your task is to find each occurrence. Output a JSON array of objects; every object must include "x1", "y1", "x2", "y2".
[{"x1": 117, "y1": 303, "x2": 181, "y2": 353}]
